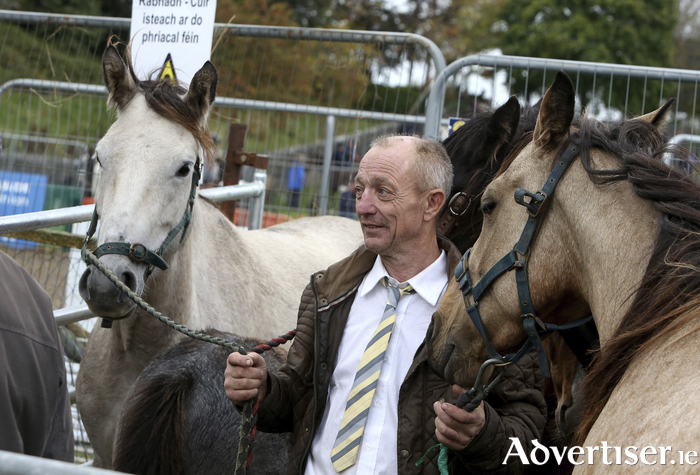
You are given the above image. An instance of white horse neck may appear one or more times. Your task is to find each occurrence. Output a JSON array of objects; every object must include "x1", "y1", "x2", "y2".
[{"x1": 136, "y1": 199, "x2": 301, "y2": 340}]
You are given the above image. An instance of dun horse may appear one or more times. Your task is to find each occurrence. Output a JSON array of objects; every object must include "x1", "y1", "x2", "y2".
[
  {"x1": 440, "y1": 96, "x2": 593, "y2": 457},
  {"x1": 428, "y1": 71, "x2": 700, "y2": 472},
  {"x1": 76, "y1": 45, "x2": 363, "y2": 468}
]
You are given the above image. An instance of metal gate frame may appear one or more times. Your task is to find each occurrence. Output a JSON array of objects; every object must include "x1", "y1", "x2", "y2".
[{"x1": 424, "y1": 53, "x2": 700, "y2": 140}]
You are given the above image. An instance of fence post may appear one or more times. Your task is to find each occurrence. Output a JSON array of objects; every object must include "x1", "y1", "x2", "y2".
[
  {"x1": 249, "y1": 169, "x2": 267, "y2": 230},
  {"x1": 319, "y1": 114, "x2": 335, "y2": 216}
]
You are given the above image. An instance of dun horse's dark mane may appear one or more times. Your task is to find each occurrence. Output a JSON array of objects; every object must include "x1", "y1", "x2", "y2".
[
  {"x1": 554, "y1": 115, "x2": 700, "y2": 445},
  {"x1": 120, "y1": 43, "x2": 217, "y2": 163}
]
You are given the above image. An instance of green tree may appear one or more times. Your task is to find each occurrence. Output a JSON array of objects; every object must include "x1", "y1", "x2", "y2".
[
  {"x1": 675, "y1": 0, "x2": 700, "y2": 70},
  {"x1": 395, "y1": 0, "x2": 503, "y2": 62},
  {"x1": 495, "y1": 0, "x2": 678, "y2": 114}
]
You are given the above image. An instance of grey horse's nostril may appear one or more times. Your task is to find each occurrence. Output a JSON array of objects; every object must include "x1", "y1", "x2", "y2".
[
  {"x1": 122, "y1": 270, "x2": 138, "y2": 292},
  {"x1": 116, "y1": 270, "x2": 138, "y2": 303}
]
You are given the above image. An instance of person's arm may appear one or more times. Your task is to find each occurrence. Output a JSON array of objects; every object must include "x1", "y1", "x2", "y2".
[
  {"x1": 225, "y1": 283, "x2": 317, "y2": 434},
  {"x1": 441, "y1": 351, "x2": 548, "y2": 475}
]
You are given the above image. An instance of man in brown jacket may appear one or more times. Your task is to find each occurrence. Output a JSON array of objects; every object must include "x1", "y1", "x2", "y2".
[{"x1": 226, "y1": 135, "x2": 546, "y2": 474}]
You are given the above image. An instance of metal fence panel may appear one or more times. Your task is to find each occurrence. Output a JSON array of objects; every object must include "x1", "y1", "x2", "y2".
[
  {"x1": 0, "y1": 450, "x2": 124, "y2": 474},
  {"x1": 424, "y1": 53, "x2": 700, "y2": 148}
]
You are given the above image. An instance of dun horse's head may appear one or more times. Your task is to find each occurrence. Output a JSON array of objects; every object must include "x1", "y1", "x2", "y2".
[
  {"x1": 427, "y1": 72, "x2": 592, "y2": 387},
  {"x1": 79, "y1": 45, "x2": 218, "y2": 320},
  {"x1": 428, "y1": 70, "x2": 673, "y2": 388}
]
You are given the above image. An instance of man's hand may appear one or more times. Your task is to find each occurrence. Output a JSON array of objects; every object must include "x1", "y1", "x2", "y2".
[
  {"x1": 224, "y1": 352, "x2": 268, "y2": 405},
  {"x1": 433, "y1": 384, "x2": 485, "y2": 451}
]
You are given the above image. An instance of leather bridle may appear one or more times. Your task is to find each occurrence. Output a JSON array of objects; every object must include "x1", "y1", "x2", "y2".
[
  {"x1": 436, "y1": 191, "x2": 472, "y2": 237},
  {"x1": 454, "y1": 142, "x2": 593, "y2": 378}
]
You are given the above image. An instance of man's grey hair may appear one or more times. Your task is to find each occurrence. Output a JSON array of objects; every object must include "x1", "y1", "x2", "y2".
[{"x1": 370, "y1": 134, "x2": 453, "y2": 195}]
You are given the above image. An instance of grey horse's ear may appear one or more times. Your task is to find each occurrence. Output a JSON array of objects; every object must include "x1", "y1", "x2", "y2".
[
  {"x1": 637, "y1": 98, "x2": 675, "y2": 128},
  {"x1": 102, "y1": 45, "x2": 137, "y2": 111},
  {"x1": 533, "y1": 71, "x2": 575, "y2": 149},
  {"x1": 185, "y1": 61, "x2": 218, "y2": 125}
]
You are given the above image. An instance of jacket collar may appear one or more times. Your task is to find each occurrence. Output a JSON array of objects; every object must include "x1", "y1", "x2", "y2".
[{"x1": 314, "y1": 235, "x2": 462, "y2": 311}]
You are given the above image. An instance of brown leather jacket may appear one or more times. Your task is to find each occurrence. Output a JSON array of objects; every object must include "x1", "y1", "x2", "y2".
[{"x1": 256, "y1": 236, "x2": 547, "y2": 474}]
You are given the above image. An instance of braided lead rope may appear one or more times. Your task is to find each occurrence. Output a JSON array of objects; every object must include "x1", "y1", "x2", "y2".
[
  {"x1": 83, "y1": 248, "x2": 295, "y2": 475},
  {"x1": 250, "y1": 330, "x2": 297, "y2": 353}
]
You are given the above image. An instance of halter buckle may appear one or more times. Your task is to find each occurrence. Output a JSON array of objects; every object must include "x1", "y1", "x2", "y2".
[
  {"x1": 448, "y1": 192, "x2": 470, "y2": 217},
  {"x1": 128, "y1": 243, "x2": 148, "y2": 263},
  {"x1": 522, "y1": 313, "x2": 548, "y2": 334},
  {"x1": 514, "y1": 189, "x2": 547, "y2": 217}
]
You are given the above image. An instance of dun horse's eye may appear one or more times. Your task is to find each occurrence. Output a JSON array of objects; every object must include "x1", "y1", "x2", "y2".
[
  {"x1": 176, "y1": 164, "x2": 191, "y2": 177},
  {"x1": 480, "y1": 200, "x2": 497, "y2": 215}
]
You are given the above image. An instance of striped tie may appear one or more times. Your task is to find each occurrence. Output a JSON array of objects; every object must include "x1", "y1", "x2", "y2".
[{"x1": 330, "y1": 277, "x2": 415, "y2": 472}]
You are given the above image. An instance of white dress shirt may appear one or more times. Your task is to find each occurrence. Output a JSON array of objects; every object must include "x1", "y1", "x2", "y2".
[{"x1": 305, "y1": 251, "x2": 448, "y2": 475}]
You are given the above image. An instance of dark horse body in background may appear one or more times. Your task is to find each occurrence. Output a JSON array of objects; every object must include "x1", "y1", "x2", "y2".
[{"x1": 112, "y1": 332, "x2": 289, "y2": 475}]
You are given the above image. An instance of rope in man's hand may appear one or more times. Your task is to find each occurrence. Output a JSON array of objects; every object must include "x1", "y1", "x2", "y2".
[{"x1": 82, "y1": 248, "x2": 296, "y2": 475}]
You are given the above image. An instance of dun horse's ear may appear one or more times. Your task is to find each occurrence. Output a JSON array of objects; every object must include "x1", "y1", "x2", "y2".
[
  {"x1": 637, "y1": 98, "x2": 675, "y2": 129},
  {"x1": 533, "y1": 71, "x2": 575, "y2": 149},
  {"x1": 185, "y1": 61, "x2": 218, "y2": 124},
  {"x1": 487, "y1": 96, "x2": 521, "y2": 151},
  {"x1": 102, "y1": 45, "x2": 136, "y2": 111}
]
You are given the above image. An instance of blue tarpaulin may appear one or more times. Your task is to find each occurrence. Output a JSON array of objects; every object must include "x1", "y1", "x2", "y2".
[{"x1": 0, "y1": 170, "x2": 48, "y2": 249}]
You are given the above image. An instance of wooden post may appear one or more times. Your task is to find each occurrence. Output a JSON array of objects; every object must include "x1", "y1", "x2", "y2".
[
  {"x1": 221, "y1": 123, "x2": 270, "y2": 223},
  {"x1": 221, "y1": 123, "x2": 248, "y2": 221}
]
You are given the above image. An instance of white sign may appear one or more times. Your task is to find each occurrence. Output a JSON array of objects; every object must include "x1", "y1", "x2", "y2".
[{"x1": 130, "y1": 0, "x2": 217, "y2": 86}]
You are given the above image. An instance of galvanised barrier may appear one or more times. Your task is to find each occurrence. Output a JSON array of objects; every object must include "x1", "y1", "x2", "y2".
[
  {"x1": 424, "y1": 53, "x2": 700, "y2": 143},
  {"x1": 0, "y1": 450, "x2": 124, "y2": 474}
]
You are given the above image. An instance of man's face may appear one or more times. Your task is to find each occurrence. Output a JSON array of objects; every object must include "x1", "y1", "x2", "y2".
[{"x1": 354, "y1": 138, "x2": 427, "y2": 257}]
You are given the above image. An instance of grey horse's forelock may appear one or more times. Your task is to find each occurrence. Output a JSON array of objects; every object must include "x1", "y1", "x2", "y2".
[{"x1": 370, "y1": 134, "x2": 453, "y2": 196}]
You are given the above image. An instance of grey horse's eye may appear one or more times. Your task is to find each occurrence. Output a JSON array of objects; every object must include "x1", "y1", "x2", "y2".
[{"x1": 176, "y1": 164, "x2": 191, "y2": 177}]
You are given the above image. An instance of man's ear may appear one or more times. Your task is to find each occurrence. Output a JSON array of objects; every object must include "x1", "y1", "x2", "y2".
[{"x1": 425, "y1": 189, "x2": 447, "y2": 222}]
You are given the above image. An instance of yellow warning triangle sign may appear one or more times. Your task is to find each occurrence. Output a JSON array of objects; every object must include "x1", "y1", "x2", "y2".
[{"x1": 160, "y1": 54, "x2": 177, "y2": 83}]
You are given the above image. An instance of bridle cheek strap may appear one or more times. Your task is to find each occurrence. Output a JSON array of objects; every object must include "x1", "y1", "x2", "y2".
[
  {"x1": 456, "y1": 143, "x2": 582, "y2": 378},
  {"x1": 81, "y1": 156, "x2": 202, "y2": 278}
]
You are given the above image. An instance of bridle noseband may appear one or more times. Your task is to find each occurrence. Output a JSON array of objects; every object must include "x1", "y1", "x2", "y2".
[
  {"x1": 81, "y1": 156, "x2": 203, "y2": 278},
  {"x1": 454, "y1": 142, "x2": 591, "y2": 379}
]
